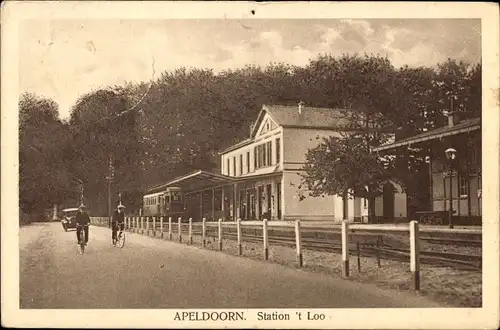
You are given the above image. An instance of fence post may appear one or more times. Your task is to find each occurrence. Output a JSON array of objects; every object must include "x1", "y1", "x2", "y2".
[
  {"x1": 237, "y1": 218, "x2": 242, "y2": 255},
  {"x1": 202, "y1": 218, "x2": 206, "y2": 247},
  {"x1": 295, "y1": 220, "x2": 303, "y2": 267},
  {"x1": 178, "y1": 217, "x2": 182, "y2": 242},
  {"x1": 134, "y1": 217, "x2": 137, "y2": 232},
  {"x1": 263, "y1": 219, "x2": 269, "y2": 260},
  {"x1": 410, "y1": 220, "x2": 420, "y2": 291},
  {"x1": 160, "y1": 216, "x2": 164, "y2": 238},
  {"x1": 147, "y1": 217, "x2": 151, "y2": 236},
  {"x1": 140, "y1": 216, "x2": 144, "y2": 234},
  {"x1": 188, "y1": 218, "x2": 193, "y2": 244},
  {"x1": 218, "y1": 218, "x2": 223, "y2": 251},
  {"x1": 153, "y1": 216, "x2": 156, "y2": 237},
  {"x1": 168, "y1": 217, "x2": 172, "y2": 240},
  {"x1": 341, "y1": 220, "x2": 350, "y2": 277},
  {"x1": 376, "y1": 236, "x2": 381, "y2": 268},
  {"x1": 356, "y1": 240, "x2": 361, "y2": 273}
]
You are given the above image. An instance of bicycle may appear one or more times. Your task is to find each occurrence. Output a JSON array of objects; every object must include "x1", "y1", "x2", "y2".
[
  {"x1": 76, "y1": 224, "x2": 90, "y2": 254},
  {"x1": 112, "y1": 222, "x2": 126, "y2": 248}
]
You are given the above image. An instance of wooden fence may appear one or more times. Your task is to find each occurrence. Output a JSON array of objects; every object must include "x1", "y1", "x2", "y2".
[{"x1": 90, "y1": 216, "x2": 482, "y2": 292}]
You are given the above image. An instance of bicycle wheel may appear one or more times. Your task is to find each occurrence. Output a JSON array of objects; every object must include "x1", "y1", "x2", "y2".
[
  {"x1": 118, "y1": 231, "x2": 125, "y2": 248},
  {"x1": 79, "y1": 230, "x2": 85, "y2": 254}
]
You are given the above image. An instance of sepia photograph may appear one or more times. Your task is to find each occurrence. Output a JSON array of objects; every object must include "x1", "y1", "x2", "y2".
[{"x1": 2, "y1": 1, "x2": 499, "y2": 329}]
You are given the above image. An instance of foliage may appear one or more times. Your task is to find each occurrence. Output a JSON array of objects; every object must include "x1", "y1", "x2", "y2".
[
  {"x1": 18, "y1": 54, "x2": 481, "y2": 217},
  {"x1": 68, "y1": 88, "x2": 144, "y2": 214},
  {"x1": 300, "y1": 132, "x2": 395, "y2": 200},
  {"x1": 19, "y1": 92, "x2": 74, "y2": 215},
  {"x1": 297, "y1": 57, "x2": 481, "y2": 220}
]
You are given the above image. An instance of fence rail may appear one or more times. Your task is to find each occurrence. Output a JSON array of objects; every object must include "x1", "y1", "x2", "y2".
[{"x1": 90, "y1": 216, "x2": 482, "y2": 292}]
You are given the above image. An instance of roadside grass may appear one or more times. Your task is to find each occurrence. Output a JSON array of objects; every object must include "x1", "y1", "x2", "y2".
[{"x1": 189, "y1": 233, "x2": 482, "y2": 308}]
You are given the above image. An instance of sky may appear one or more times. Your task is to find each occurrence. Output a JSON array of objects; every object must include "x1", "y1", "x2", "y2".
[{"x1": 19, "y1": 19, "x2": 481, "y2": 120}]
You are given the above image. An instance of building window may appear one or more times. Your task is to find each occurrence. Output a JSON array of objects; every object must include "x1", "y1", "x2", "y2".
[
  {"x1": 254, "y1": 141, "x2": 275, "y2": 169},
  {"x1": 262, "y1": 143, "x2": 267, "y2": 167},
  {"x1": 254, "y1": 147, "x2": 257, "y2": 169},
  {"x1": 258, "y1": 144, "x2": 263, "y2": 168},
  {"x1": 276, "y1": 138, "x2": 280, "y2": 164},
  {"x1": 233, "y1": 156, "x2": 236, "y2": 176},
  {"x1": 227, "y1": 158, "x2": 230, "y2": 176},
  {"x1": 267, "y1": 141, "x2": 272, "y2": 165},
  {"x1": 246, "y1": 151, "x2": 250, "y2": 173},
  {"x1": 239, "y1": 154, "x2": 243, "y2": 175},
  {"x1": 459, "y1": 177, "x2": 468, "y2": 197}
]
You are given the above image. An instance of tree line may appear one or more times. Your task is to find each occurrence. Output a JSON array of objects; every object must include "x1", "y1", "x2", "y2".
[{"x1": 19, "y1": 53, "x2": 481, "y2": 220}]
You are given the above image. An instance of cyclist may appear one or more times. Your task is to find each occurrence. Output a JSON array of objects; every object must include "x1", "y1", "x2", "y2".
[
  {"x1": 75, "y1": 204, "x2": 90, "y2": 245},
  {"x1": 112, "y1": 204, "x2": 126, "y2": 244}
]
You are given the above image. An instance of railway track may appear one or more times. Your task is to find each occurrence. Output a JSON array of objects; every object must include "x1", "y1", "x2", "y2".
[
  {"x1": 180, "y1": 228, "x2": 481, "y2": 271},
  {"x1": 136, "y1": 222, "x2": 482, "y2": 271}
]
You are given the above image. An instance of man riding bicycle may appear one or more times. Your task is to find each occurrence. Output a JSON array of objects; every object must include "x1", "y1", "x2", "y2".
[
  {"x1": 112, "y1": 204, "x2": 125, "y2": 244},
  {"x1": 75, "y1": 204, "x2": 90, "y2": 245}
]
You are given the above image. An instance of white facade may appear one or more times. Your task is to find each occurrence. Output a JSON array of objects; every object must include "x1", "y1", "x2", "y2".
[{"x1": 219, "y1": 105, "x2": 364, "y2": 221}]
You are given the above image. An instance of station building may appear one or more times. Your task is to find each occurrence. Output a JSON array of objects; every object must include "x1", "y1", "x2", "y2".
[
  {"x1": 373, "y1": 112, "x2": 481, "y2": 225},
  {"x1": 148, "y1": 103, "x2": 367, "y2": 222}
]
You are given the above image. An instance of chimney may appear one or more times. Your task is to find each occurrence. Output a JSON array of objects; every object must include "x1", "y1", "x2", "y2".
[
  {"x1": 447, "y1": 111, "x2": 460, "y2": 127},
  {"x1": 298, "y1": 100, "x2": 305, "y2": 115}
]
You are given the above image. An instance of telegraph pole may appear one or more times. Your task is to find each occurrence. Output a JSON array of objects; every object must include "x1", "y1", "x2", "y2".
[
  {"x1": 106, "y1": 156, "x2": 115, "y2": 228},
  {"x1": 80, "y1": 181, "x2": 84, "y2": 205}
]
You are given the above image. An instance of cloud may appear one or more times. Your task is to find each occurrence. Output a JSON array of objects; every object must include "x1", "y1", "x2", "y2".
[
  {"x1": 310, "y1": 19, "x2": 480, "y2": 68},
  {"x1": 19, "y1": 19, "x2": 480, "y2": 119},
  {"x1": 218, "y1": 30, "x2": 314, "y2": 69}
]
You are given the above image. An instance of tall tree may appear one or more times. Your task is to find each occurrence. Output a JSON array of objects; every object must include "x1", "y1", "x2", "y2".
[
  {"x1": 68, "y1": 88, "x2": 144, "y2": 213},
  {"x1": 300, "y1": 132, "x2": 396, "y2": 221},
  {"x1": 19, "y1": 92, "x2": 74, "y2": 218}
]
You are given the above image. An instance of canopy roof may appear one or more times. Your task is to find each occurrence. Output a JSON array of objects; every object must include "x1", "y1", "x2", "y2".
[
  {"x1": 147, "y1": 170, "x2": 236, "y2": 194},
  {"x1": 62, "y1": 208, "x2": 79, "y2": 212},
  {"x1": 373, "y1": 118, "x2": 480, "y2": 152}
]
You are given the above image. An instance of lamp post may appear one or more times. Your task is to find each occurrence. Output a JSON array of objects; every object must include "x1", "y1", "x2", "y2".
[{"x1": 445, "y1": 147, "x2": 457, "y2": 229}]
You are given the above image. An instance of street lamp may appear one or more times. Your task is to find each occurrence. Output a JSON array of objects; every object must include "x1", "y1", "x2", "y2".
[{"x1": 445, "y1": 147, "x2": 457, "y2": 229}]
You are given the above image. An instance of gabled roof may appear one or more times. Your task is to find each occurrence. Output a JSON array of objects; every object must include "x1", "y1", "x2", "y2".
[
  {"x1": 220, "y1": 104, "x2": 352, "y2": 155},
  {"x1": 373, "y1": 117, "x2": 481, "y2": 152},
  {"x1": 256, "y1": 104, "x2": 351, "y2": 134}
]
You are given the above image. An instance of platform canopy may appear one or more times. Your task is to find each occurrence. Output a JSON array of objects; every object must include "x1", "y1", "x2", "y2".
[
  {"x1": 372, "y1": 117, "x2": 480, "y2": 153},
  {"x1": 147, "y1": 170, "x2": 236, "y2": 194}
]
